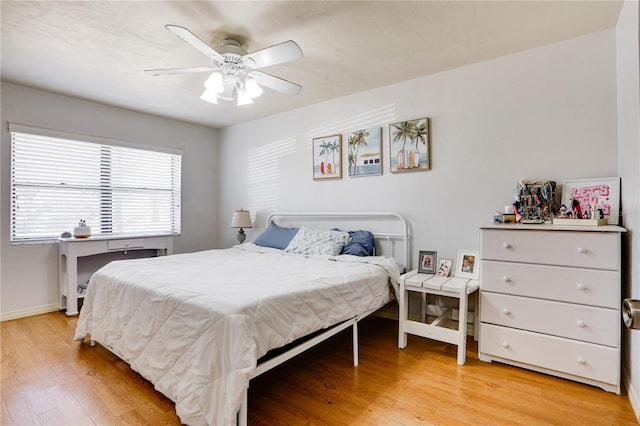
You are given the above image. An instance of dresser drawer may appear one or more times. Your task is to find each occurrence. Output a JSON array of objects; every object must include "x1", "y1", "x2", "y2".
[
  {"x1": 481, "y1": 260, "x2": 620, "y2": 308},
  {"x1": 480, "y1": 292, "x2": 620, "y2": 347},
  {"x1": 481, "y1": 229, "x2": 619, "y2": 270},
  {"x1": 479, "y1": 323, "x2": 619, "y2": 386}
]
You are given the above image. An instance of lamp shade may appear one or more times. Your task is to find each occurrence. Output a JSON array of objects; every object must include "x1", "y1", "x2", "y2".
[{"x1": 230, "y1": 209, "x2": 252, "y2": 229}]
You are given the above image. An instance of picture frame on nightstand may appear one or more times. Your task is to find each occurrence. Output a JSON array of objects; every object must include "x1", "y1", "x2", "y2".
[
  {"x1": 436, "y1": 258, "x2": 453, "y2": 277},
  {"x1": 455, "y1": 249, "x2": 479, "y2": 279},
  {"x1": 418, "y1": 250, "x2": 437, "y2": 274}
]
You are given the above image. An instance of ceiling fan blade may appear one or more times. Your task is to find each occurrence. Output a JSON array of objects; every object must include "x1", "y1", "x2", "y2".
[
  {"x1": 144, "y1": 66, "x2": 215, "y2": 76},
  {"x1": 243, "y1": 40, "x2": 303, "y2": 69},
  {"x1": 165, "y1": 24, "x2": 224, "y2": 61},
  {"x1": 249, "y1": 71, "x2": 302, "y2": 96}
]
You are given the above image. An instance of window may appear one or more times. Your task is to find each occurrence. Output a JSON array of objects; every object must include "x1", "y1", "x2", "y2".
[{"x1": 10, "y1": 124, "x2": 182, "y2": 242}]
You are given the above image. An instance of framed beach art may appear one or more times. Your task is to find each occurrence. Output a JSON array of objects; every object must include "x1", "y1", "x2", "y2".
[
  {"x1": 389, "y1": 117, "x2": 430, "y2": 173},
  {"x1": 455, "y1": 249, "x2": 479, "y2": 279},
  {"x1": 313, "y1": 134, "x2": 342, "y2": 180},
  {"x1": 348, "y1": 127, "x2": 382, "y2": 177}
]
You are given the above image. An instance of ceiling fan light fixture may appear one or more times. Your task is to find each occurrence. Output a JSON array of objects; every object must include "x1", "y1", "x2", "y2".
[
  {"x1": 149, "y1": 26, "x2": 303, "y2": 107},
  {"x1": 245, "y1": 77, "x2": 263, "y2": 99},
  {"x1": 237, "y1": 87, "x2": 254, "y2": 106},
  {"x1": 200, "y1": 88, "x2": 218, "y2": 104},
  {"x1": 203, "y1": 71, "x2": 224, "y2": 93}
]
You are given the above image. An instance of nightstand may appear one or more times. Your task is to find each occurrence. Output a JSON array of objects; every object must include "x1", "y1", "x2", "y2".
[{"x1": 398, "y1": 270, "x2": 479, "y2": 365}]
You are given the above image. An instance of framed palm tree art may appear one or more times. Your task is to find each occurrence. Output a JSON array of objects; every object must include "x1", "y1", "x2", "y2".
[
  {"x1": 348, "y1": 127, "x2": 382, "y2": 177},
  {"x1": 312, "y1": 134, "x2": 342, "y2": 180},
  {"x1": 389, "y1": 117, "x2": 430, "y2": 173}
]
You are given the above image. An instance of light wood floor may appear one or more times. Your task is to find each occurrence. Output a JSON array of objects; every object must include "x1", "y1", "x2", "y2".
[{"x1": 1, "y1": 311, "x2": 637, "y2": 425}]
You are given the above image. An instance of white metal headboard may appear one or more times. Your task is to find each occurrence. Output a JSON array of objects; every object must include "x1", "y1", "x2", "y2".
[{"x1": 265, "y1": 212, "x2": 409, "y2": 269}]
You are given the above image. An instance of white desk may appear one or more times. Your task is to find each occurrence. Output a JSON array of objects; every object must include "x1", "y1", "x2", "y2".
[
  {"x1": 398, "y1": 270, "x2": 479, "y2": 365},
  {"x1": 58, "y1": 235, "x2": 173, "y2": 316}
]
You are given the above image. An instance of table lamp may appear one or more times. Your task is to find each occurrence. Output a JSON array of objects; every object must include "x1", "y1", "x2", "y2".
[{"x1": 230, "y1": 208, "x2": 252, "y2": 243}]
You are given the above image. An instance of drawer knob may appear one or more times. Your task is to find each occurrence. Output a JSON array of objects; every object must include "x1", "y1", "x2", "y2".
[
  {"x1": 577, "y1": 320, "x2": 585, "y2": 328},
  {"x1": 503, "y1": 243, "x2": 511, "y2": 249},
  {"x1": 577, "y1": 247, "x2": 587, "y2": 254},
  {"x1": 502, "y1": 308, "x2": 511, "y2": 315},
  {"x1": 502, "y1": 276, "x2": 511, "y2": 283},
  {"x1": 577, "y1": 283, "x2": 587, "y2": 291},
  {"x1": 577, "y1": 357, "x2": 586, "y2": 365},
  {"x1": 501, "y1": 341, "x2": 509, "y2": 348}
]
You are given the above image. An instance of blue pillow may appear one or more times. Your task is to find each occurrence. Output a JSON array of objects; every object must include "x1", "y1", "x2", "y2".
[
  {"x1": 253, "y1": 221, "x2": 299, "y2": 250},
  {"x1": 341, "y1": 230, "x2": 375, "y2": 256}
]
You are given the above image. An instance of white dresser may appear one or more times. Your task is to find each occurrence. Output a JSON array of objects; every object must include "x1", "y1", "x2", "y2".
[{"x1": 478, "y1": 224, "x2": 625, "y2": 393}]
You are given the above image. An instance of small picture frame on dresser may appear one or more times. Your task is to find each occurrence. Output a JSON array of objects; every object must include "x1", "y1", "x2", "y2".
[
  {"x1": 455, "y1": 249, "x2": 479, "y2": 279},
  {"x1": 418, "y1": 250, "x2": 437, "y2": 274}
]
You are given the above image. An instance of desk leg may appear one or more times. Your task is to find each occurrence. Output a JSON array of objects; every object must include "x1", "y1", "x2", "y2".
[
  {"x1": 457, "y1": 289, "x2": 469, "y2": 365},
  {"x1": 398, "y1": 282, "x2": 408, "y2": 349},
  {"x1": 59, "y1": 253, "x2": 66, "y2": 310},
  {"x1": 65, "y1": 245, "x2": 79, "y2": 316}
]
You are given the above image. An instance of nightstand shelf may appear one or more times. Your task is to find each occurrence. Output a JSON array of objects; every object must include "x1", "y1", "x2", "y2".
[{"x1": 398, "y1": 270, "x2": 479, "y2": 365}]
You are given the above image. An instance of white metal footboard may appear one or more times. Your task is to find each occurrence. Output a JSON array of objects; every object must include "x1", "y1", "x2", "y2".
[{"x1": 237, "y1": 307, "x2": 377, "y2": 426}]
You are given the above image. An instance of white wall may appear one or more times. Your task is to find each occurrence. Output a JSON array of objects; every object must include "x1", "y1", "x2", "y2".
[
  {"x1": 218, "y1": 30, "x2": 619, "y2": 265},
  {"x1": 0, "y1": 82, "x2": 219, "y2": 318},
  {"x1": 617, "y1": 0, "x2": 640, "y2": 419}
]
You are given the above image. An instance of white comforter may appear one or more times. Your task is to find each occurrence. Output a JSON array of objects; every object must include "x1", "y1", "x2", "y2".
[{"x1": 74, "y1": 243, "x2": 401, "y2": 425}]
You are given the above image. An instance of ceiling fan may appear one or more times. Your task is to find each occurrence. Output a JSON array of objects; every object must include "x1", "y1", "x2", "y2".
[{"x1": 145, "y1": 25, "x2": 303, "y2": 105}]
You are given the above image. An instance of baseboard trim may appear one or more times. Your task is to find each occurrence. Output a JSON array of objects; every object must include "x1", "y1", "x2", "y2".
[
  {"x1": 1, "y1": 304, "x2": 60, "y2": 322},
  {"x1": 623, "y1": 367, "x2": 640, "y2": 422}
]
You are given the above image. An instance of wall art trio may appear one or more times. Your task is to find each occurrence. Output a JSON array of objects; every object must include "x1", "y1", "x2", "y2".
[{"x1": 312, "y1": 117, "x2": 430, "y2": 180}]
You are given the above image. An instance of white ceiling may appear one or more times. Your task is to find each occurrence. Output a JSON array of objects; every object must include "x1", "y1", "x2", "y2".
[{"x1": 1, "y1": 1, "x2": 623, "y2": 129}]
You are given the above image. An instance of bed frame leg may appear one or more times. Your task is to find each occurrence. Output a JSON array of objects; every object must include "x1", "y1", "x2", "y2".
[
  {"x1": 352, "y1": 321, "x2": 359, "y2": 367},
  {"x1": 238, "y1": 387, "x2": 248, "y2": 426}
]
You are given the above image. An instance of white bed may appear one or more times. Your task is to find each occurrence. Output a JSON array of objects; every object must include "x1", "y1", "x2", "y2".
[{"x1": 74, "y1": 212, "x2": 408, "y2": 425}]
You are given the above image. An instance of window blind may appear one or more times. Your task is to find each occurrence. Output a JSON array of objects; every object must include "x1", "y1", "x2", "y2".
[{"x1": 10, "y1": 128, "x2": 182, "y2": 242}]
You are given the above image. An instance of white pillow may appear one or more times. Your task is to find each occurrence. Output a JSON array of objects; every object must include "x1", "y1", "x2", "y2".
[{"x1": 284, "y1": 227, "x2": 350, "y2": 256}]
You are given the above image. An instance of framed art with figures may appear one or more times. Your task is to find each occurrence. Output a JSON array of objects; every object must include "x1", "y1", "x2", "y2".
[
  {"x1": 455, "y1": 249, "x2": 479, "y2": 279},
  {"x1": 418, "y1": 250, "x2": 437, "y2": 274},
  {"x1": 560, "y1": 177, "x2": 620, "y2": 224},
  {"x1": 436, "y1": 258, "x2": 453, "y2": 277}
]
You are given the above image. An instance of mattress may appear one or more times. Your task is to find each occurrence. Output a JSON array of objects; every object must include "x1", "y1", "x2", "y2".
[{"x1": 74, "y1": 242, "x2": 401, "y2": 425}]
